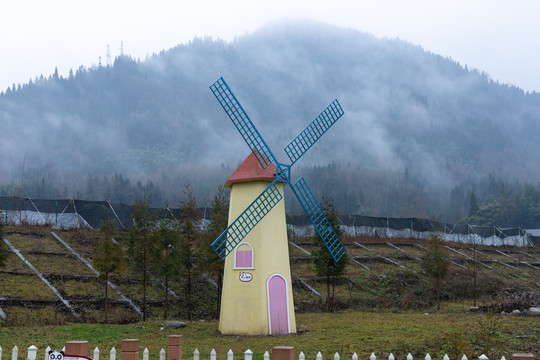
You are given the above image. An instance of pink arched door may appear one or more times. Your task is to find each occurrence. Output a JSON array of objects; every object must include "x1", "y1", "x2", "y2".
[{"x1": 267, "y1": 274, "x2": 289, "y2": 335}]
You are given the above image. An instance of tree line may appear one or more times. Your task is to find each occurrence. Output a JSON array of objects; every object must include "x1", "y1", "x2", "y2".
[
  {"x1": 4, "y1": 164, "x2": 540, "y2": 230},
  {"x1": 454, "y1": 175, "x2": 540, "y2": 228}
]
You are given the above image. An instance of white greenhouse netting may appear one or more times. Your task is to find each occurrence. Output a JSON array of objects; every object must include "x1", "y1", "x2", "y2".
[{"x1": 1, "y1": 196, "x2": 536, "y2": 247}]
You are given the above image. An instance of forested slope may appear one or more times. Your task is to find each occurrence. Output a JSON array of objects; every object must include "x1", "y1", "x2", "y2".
[{"x1": 2, "y1": 20, "x2": 540, "y2": 224}]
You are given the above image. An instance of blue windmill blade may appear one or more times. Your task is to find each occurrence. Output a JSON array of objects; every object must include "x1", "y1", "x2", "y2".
[
  {"x1": 284, "y1": 99, "x2": 344, "y2": 165},
  {"x1": 210, "y1": 77, "x2": 278, "y2": 169},
  {"x1": 211, "y1": 179, "x2": 283, "y2": 260},
  {"x1": 291, "y1": 177, "x2": 346, "y2": 262}
]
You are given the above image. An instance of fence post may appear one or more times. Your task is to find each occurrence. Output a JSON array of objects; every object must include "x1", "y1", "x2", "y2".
[
  {"x1": 479, "y1": 356, "x2": 488, "y2": 360},
  {"x1": 443, "y1": 355, "x2": 449, "y2": 360},
  {"x1": 317, "y1": 352, "x2": 323, "y2": 360},
  {"x1": 28, "y1": 345, "x2": 38, "y2": 360},
  {"x1": 264, "y1": 351, "x2": 269, "y2": 360},
  {"x1": 228, "y1": 350, "x2": 234, "y2": 360},
  {"x1": 143, "y1": 349, "x2": 149, "y2": 360},
  {"x1": 462, "y1": 356, "x2": 468, "y2": 360},
  {"x1": 110, "y1": 347, "x2": 116, "y2": 360},
  {"x1": 407, "y1": 354, "x2": 413, "y2": 360},
  {"x1": 300, "y1": 352, "x2": 305, "y2": 360},
  {"x1": 370, "y1": 353, "x2": 376, "y2": 360},
  {"x1": 168, "y1": 335, "x2": 182, "y2": 360},
  {"x1": 65, "y1": 341, "x2": 89, "y2": 357},
  {"x1": 389, "y1": 354, "x2": 394, "y2": 360},
  {"x1": 12, "y1": 346, "x2": 18, "y2": 360},
  {"x1": 45, "y1": 346, "x2": 51, "y2": 360},
  {"x1": 334, "y1": 353, "x2": 340, "y2": 360},
  {"x1": 192, "y1": 350, "x2": 198, "y2": 360},
  {"x1": 210, "y1": 350, "x2": 216, "y2": 360},
  {"x1": 245, "y1": 350, "x2": 253, "y2": 360},
  {"x1": 94, "y1": 347, "x2": 100, "y2": 360},
  {"x1": 0, "y1": 346, "x2": 2, "y2": 360},
  {"x1": 352, "y1": 353, "x2": 358, "y2": 360},
  {"x1": 512, "y1": 354, "x2": 534, "y2": 360},
  {"x1": 160, "y1": 349, "x2": 165, "y2": 360},
  {"x1": 121, "y1": 339, "x2": 140, "y2": 360},
  {"x1": 425, "y1": 354, "x2": 431, "y2": 360},
  {"x1": 273, "y1": 347, "x2": 295, "y2": 360}
]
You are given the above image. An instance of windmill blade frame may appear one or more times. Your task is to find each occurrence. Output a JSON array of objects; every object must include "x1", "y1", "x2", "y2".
[
  {"x1": 291, "y1": 177, "x2": 346, "y2": 262},
  {"x1": 211, "y1": 178, "x2": 283, "y2": 260},
  {"x1": 284, "y1": 99, "x2": 344, "y2": 165},
  {"x1": 210, "y1": 77, "x2": 277, "y2": 169},
  {"x1": 209, "y1": 77, "x2": 347, "y2": 263}
]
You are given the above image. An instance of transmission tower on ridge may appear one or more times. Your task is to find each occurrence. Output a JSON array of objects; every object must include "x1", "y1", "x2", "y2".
[{"x1": 106, "y1": 45, "x2": 112, "y2": 67}]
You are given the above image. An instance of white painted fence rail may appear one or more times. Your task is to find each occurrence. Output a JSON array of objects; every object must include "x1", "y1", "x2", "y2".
[{"x1": 0, "y1": 345, "x2": 513, "y2": 360}]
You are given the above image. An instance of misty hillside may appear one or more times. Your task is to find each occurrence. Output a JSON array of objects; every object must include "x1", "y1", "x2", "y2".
[{"x1": 2, "y1": 20, "x2": 540, "y2": 223}]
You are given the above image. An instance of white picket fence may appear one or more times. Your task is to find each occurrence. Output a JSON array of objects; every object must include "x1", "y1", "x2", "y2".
[{"x1": 0, "y1": 345, "x2": 505, "y2": 360}]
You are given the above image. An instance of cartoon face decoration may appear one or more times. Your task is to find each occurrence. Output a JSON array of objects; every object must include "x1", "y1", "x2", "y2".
[{"x1": 49, "y1": 350, "x2": 65, "y2": 360}]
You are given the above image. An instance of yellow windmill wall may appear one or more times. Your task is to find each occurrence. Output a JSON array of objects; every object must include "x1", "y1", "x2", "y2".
[{"x1": 219, "y1": 180, "x2": 296, "y2": 335}]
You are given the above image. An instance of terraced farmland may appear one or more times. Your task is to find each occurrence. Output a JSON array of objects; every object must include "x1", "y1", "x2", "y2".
[{"x1": 1, "y1": 225, "x2": 539, "y2": 325}]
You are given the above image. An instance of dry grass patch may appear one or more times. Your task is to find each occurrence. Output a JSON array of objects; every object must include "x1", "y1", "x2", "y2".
[
  {"x1": 23, "y1": 254, "x2": 94, "y2": 275},
  {"x1": 7, "y1": 233, "x2": 67, "y2": 253},
  {"x1": 0, "y1": 273, "x2": 55, "y2": 297},
  {"x1": 2, "y1": 305, "x2": 68, "y2": 326},
  {"x1": 52, "y1": 278, "x2": 121, "y2": 299}
]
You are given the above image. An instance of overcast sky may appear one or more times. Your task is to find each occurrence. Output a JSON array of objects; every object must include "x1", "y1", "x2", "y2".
[{"x1": 2, "y1": 0, "x2": 539, "y2": 93}]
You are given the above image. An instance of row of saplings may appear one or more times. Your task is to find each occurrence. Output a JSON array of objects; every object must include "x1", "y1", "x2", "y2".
[
  {"x1": 102, "y1": 184, "x2": 470, "y2": 322},
  {"x1": 91, "y1": 185, "x2": 228, "y2": 323},
  {"x1": 92, "y1": 188, "x2": 357, "y2": 322},
  {"x1": 90, "y1": 186, "x2": 346, "y2": 323}
]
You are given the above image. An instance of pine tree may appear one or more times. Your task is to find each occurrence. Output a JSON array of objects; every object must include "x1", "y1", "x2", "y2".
[
  {"x1": 203, "y1": 187, "x2": 229, "y2": 318},
  {"x1": 312, "y1": 195, "x2": 347, "y2": 312},
  {"x1": 128, "y1": 194, "x2": 158, "y2": 321},
  {"x1": 468, "y1": 190, "x2": 479, "y2": 216},
  {"x1": 178, "y1": 184, "x2": 200, "y2": 320},
  {"x1": 154, "y1": 216, "x2": 181, "y2": 320},
  {"x1": 421, "y1": 233, "x2": 449, "y2": 310},
  {"x1": 0, "y1": 222, "x2": 6, "y2": 268},
  {"x1": 94, "y1": 220, "x2": 125, "y2": 323}
]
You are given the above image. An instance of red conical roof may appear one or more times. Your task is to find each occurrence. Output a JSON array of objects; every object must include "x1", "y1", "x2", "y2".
[{"x1": 225, "y1": 152, "x2": 277, "y2": 188}]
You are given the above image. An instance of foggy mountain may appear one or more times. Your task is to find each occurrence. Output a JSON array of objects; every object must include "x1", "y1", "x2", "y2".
[{"x1": 2, "y1": 20, "x2": 540, "y2": 221}]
